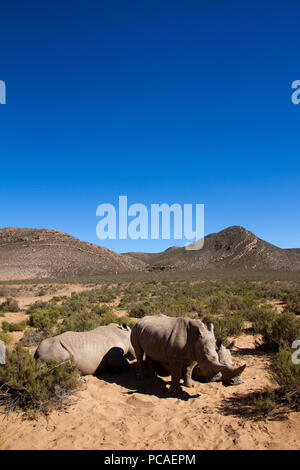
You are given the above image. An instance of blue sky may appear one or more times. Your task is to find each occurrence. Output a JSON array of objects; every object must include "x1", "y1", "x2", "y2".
[{"x1": 0, "y1": 1, "x2": 299, "y2": 253}]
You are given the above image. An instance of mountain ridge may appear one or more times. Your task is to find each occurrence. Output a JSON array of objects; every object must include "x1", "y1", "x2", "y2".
[
  {"x1": 0, "y1": 227, "x2": 147, "y2": 280},
  {"x1": 126, "y1": 225, "x2": 300, "y2": 272},
  {"x1": 0, "y1": 225, "x2": 299, "y2": 280}
]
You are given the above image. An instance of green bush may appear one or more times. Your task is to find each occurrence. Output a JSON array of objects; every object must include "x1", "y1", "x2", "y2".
[
  {"x1": 118, "y1": 295, "x2": 131, "y2": 308},
  {"x1": 206, "y1": 293, "x2": 228, "y2": 315},
  {"x1": 57, "y1": 311, "x2": 101, "y2": 333},
  {"x1": 241, "y1": 304, "x2": 277, "y2": 323},
  {"x1": 27, "y1": 300, "x2": 52, "y2": 314},
  {"x1": 98, "y1": 292, "x2": 116, "y2": 302},
  {"x1": 63, "y1": 295, "x2": 88, "y2": 313},
  {"x1": 252, "y1": 310, "x2": 300, "y2": 349},
  {"x1": 29, "y1": 307, "x2": 61, "y2": 330},
  {"x1": 202, "y1": 314, "x2": 243, "y2": 345},
  {"x1": 94, "y1": 312, "x2": 118, "y2": 326},
  {"x1": 0, "y1": 298, "x2": 19, "y2": 313},
  {"x1": 37, "y1": 288, "x2": 47, "y2": 297},
  {"x1": 0, "y1": 345, "x2": 81, "y2": 416},
  {"x1": 251, "y1": 306, "x2": 278, "y2": 337},
  {"x1": 91, "y1": 304, "x2": 112, "y2": 316},
  {"x1": 2, "y1": 320, "x2": 28, "y2": 332},
  {"x1": 57, "y1": 310, "x2": 134, "y2": 333},
  {"x1": 99, "y1": 312, "x2": 134, "y2": 328},
  {"x1": 268, "y1": 313, "x2": 300, "y2": 348},
  {"x1": 252, "y1": 348, "x2": 300, "y2": 415},
  {"x1": 60, "y1": 289, "x2": 118, "y2": 313},
  {"x1": 19, "y1": 328, "x2": 51, "y2": 347},
  {"x1": 117, "y1": 316, "x2": 135, "y2": 329},
  {"x1": 284, "y1": 297, "x2": 300, "y2": 315},
  {"x1": 129, "y1": 300, "x2": 158, "y2": 318},
  {"x1": 0, "y1": 331, "x2": 13, "y2": 345},
  {"x1": 271, "y1": 348, "x2": 300, "y2": 396}
]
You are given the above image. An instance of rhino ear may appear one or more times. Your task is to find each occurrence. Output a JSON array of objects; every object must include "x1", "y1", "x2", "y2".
[
  {"x1": 208, "y1": 323, "x2": 214, "y2": 334},
  {"x1": 227, "y1": 340, "x2": 235, "y2": 350},
  {"x1": 191, "y1": 324, "x2": 203, "y2": 339}
]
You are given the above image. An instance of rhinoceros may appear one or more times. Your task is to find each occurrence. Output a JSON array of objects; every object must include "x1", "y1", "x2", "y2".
[
  {"x1": 193, "y1": 341, "x2": 244, "y2": 385},
  {"x1": 0, "y1": 340, "x2": 5, "y2": 365},
  {"x1": 145, "y1": 341, "x2": 244, "y2": 386},
  {"x1": 34, "y1": 323, "x2": 135, "y2": 375},
  {"x1": 131, "y1": 315, "x2": 246, "y2": 392}
]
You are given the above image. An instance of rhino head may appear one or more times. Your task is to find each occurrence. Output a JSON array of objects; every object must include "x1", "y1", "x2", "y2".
[
  {"x1": 119, "y1": 323, "x2": 136, "y2": 360},
  {"x1": 216, "y1": 343, "x2": 244, "y2": 384},
  {"x1": 193, "y1": 322, "x2": 246, "y2": 385}
]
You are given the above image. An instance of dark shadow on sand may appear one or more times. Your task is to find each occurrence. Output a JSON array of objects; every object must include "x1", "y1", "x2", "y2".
[
  {"x1": 95, "y1": 363, "x2": 200, "y2": 402},
  {"x1": 233, "y1": 346, "x2": 275, "y2": 357},
  {"x1": 218, "y1": 392, "x2": 288, "y2": 421}
]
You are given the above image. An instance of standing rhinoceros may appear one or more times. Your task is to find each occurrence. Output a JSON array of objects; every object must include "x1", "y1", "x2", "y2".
[
  {"x1": 131, "y1": 315, "x2": 245, "y2": 393},
  {"x1": 34, "y1": 323, "x2": 135, "y2": 375},
  {"x1": 193, "y1": 341, "x2": 244, "y2": 385}
]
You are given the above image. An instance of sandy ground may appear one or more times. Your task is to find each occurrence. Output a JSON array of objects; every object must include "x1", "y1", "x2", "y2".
[
  {"x1": 1, "y1": 332, "x2": 300, "y2": 450},
  {"x1": 1, "y1": 286, "x2": 299, "y2": 450}
]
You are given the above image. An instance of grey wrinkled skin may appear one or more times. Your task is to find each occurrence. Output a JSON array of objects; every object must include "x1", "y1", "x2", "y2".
[
  {"x1": 34, "y1": 323, "x2": 135, "y2": 376},
  {"x1": 0, "y1": 340, "x2": 5, "y2": 365},
  {"x1": 131, "y1": 315, "x2": 246, "y2": 393},
  {"x1": 193, "y1": 343, "x2": 244, "y2": 385}
]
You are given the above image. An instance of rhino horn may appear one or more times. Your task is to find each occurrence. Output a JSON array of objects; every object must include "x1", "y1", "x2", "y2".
[
  {"x1": 209, "y1": 361, "x2": 246, "y2": 379},
  {"x1": 228, "y1": 363, "x2": 246, "y2": 377},
  {"x1": 220, "y1": 364, "x2": 246, "y2": 384}
]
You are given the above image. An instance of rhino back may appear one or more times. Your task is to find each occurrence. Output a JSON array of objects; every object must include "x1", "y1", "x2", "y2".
[
  {"x1": 36, "y1": 323, "x2": 130, "y2": 375},
  {"x1": 132, "y1": 315, "x2": 196, "y2": 363}
]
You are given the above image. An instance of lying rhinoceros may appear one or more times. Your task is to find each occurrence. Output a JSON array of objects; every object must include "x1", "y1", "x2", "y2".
[
  {"x1": 131, "y1": 314, "x2": 246, "y2": 393},
  {"x1": 34, "y1": 323, "x2": 135, "y2": 375},
  {"x1": 193, "y1": 341, "x2": 244, "y2": 385}
]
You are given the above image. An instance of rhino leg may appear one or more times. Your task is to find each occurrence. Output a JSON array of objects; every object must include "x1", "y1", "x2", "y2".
[
  {"x1": 108, "y1": 350, "x2": 130, "y2": 372},
  {"x1": 134, "y1": 343, "x2": 147, "y2": 379},
  {"x1": 183, "y1": 361, "x2": 197, "y2": 388},
  {"x1": 145, "y1": 355, "x2": 158, "y2": 378}
]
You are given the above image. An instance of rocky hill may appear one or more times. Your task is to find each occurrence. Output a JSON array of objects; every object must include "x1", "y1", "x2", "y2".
[
  {"x1": 0, "y1": 228, "x2": 146, "y2": 280},
  {"x1": 126, "y1": 226, "x2": 300, "y2": 272},
  {"x1": 1, "y1": 226, "x2": 299, "y2": 280}
]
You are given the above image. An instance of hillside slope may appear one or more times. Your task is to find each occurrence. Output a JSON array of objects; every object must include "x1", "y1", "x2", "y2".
[
  {"x1": 126, "y1": 226, "x2": 300, "y2": 272},
  {"x1": 0, "y1": 228, "x2": 146, "y2": 280}
]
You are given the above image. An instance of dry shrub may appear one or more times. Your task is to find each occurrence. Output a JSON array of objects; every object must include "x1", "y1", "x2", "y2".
[
  {"x1": 0, "y1": 345, "x2": 81, "y2": 417},
  {"x1": 2, "y1": 320, "x2": 28, "y2": 332},
  {"x1": 0, "y1": 298, "x2": 19, "y2": 313}
]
